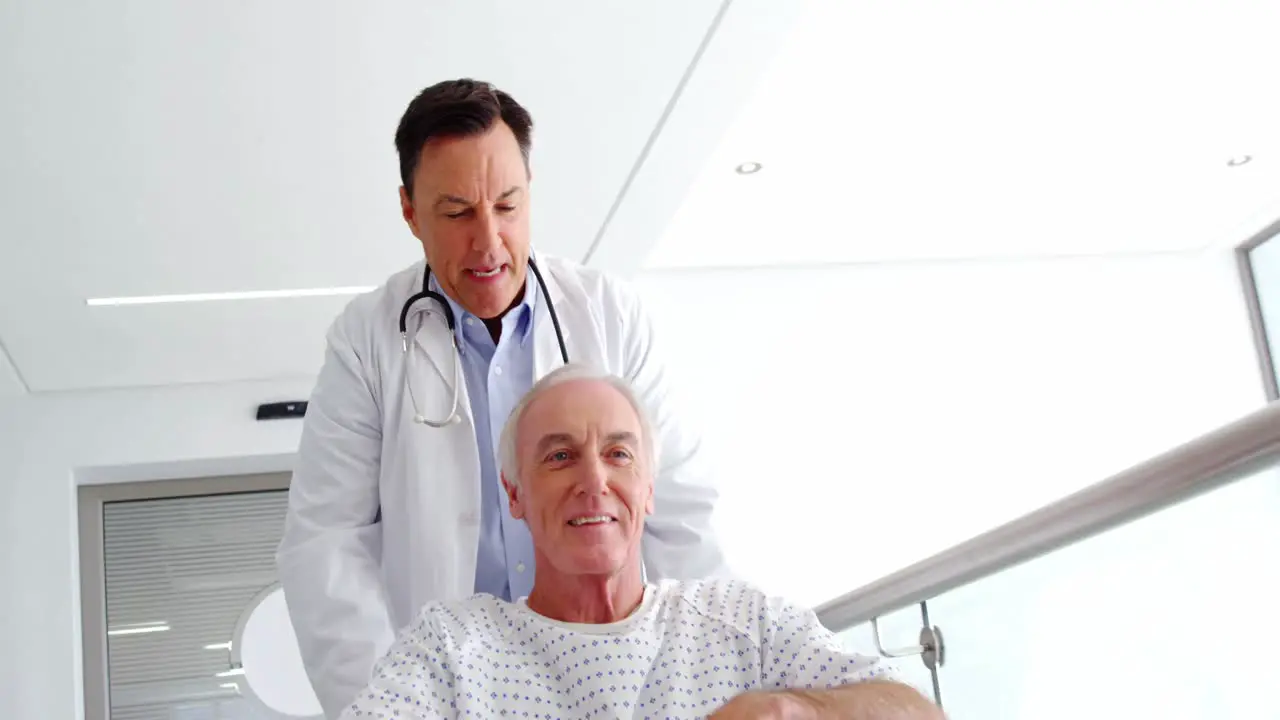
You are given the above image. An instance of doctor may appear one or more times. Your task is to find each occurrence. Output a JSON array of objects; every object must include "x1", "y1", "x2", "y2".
[{"x1": 276, "y1": 78, "x2": 728, "y2": 718}]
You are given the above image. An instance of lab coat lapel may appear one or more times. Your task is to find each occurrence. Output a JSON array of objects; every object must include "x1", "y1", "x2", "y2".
[
  {"x1": 410, "y1": 310, "x2": 471, "y2": 415},
  {"x1": 408, "y1": 309, "x2": 480, "y2": 476},
  {"x1": 406, "y1": 305, "x2": 482, "y2": 600},
  {"x1": 533, "y1": 270, "x2": 573, "y2": 380}
]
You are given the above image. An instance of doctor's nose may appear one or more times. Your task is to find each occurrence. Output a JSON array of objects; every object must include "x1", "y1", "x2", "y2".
[{"x1": 470, "y1": 208, "x2": 503, "y2": 253}]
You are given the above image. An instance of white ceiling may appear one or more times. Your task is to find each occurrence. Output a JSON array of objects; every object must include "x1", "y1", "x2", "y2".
[
  {"x1": 648, "y1": 0, "x2": 1280, "y2": 269},
  {"x1": 0, "y1": 0, "x2": 803, "y2": 394}
]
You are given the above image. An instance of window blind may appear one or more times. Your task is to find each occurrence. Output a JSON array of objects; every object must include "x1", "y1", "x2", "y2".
[{"x1": 103, "y1": 489, "x2": 289, "y2": 720}]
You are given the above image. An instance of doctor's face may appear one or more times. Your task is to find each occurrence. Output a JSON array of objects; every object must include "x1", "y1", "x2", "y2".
[
  {"x1": 399, "y1": 121, "x2": 531, "y2": 320},
  {"x1": 504, "y1": 379, "x2": 654, "y2": 579}
]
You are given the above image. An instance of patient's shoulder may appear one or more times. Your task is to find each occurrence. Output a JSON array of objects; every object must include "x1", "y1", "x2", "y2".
[
  {"x1": 407, "y1": 593, "x2": 515, "y2": 646},
  {"x1": 661, "y1": 577, "x2": 809, "y2": 641},
  {"x1": 662, "y1": 576, "x2": 784, "y2": 613}
]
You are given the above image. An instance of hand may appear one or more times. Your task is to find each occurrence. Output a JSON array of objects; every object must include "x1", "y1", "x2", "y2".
[{"x1": 707, "y1": 691, "x2": 818, "y2": 720}]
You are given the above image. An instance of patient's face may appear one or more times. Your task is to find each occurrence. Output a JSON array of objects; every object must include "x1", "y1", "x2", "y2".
[{"x1": 505, "y1": 378, "x2": 653, "y2": 577}]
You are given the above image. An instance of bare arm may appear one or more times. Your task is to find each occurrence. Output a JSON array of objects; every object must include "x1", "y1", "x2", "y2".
[
  {"x1": 709, "y1": 680, "x2": 944, "y2": 719},
  {"x1": 790, "y1": 680, "x2": 944, "y2": 719},
  {"x1": 714, "y1": 591, "x2": 945, "y2": 719}
]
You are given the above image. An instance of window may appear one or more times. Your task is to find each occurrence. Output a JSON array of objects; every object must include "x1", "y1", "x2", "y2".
[
  {"x1": 79, "y1": 474, "x2": 320, "y2": 720},
  {"x1": 1237, "y1": 218, "x2": 1280, "y2": 400}
]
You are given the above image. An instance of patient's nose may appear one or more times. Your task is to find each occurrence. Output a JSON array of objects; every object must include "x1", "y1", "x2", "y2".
[{"x1": 574, "y1": 455, "x2": 610, "y2": 495}]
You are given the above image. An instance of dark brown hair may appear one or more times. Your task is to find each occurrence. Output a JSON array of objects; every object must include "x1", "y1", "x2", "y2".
[{"x1": 394, "y1": 78, "x2": 534, "y2": 198}]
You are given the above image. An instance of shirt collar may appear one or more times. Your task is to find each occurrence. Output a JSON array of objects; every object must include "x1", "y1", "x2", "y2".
[{"x1": 427, "y1": 256, "x2": 538, "y2": 349}]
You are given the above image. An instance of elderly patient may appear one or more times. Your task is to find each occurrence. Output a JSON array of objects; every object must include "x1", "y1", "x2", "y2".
[{"x1": 341, "y1": 364, "x2": 943, "y2": 719}]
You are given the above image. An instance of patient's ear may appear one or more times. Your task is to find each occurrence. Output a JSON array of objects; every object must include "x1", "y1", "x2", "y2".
[{"x1": 502, "y1": 473, "x2": 526, "y2": 519}]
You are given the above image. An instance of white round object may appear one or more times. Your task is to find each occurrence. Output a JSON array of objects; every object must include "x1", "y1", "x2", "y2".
[{"x1": 232, "y1": 585, "x2": 323, "y2": 718}]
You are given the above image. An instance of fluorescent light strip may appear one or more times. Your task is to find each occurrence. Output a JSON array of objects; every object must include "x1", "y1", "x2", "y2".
[
  {"x1": 87, "y1": 286, "x2": 375, "y2": 307},
  {"x1": 216, "y1": 668, "x2": 246, "y2": 678},
  {"x1": 205, "y1": 641, "x2": 232, "y2": 651},
  {"x1": 107, "y1": 623, "x2": 170, "y2": 636}
]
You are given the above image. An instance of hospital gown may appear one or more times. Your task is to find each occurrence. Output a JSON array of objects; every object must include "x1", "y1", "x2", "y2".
[{"x1": 340, "y1": 577, "x2": 898, "y2": 719}]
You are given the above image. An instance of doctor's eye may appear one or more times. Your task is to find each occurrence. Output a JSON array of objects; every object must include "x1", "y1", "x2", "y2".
[
  {"x1": 496, "y1": 204, "x2": 517, "y2": 214},
  {"x1": 606, "y1": 448, "x2": 634, "y2": 463},
  {"x1": 443, "y1": 208, "x2": 473, "y2": 220}
]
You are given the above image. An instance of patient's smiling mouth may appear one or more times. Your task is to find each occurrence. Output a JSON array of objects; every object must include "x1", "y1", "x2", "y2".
[{"x1": 567, "y1": 515, "x2": 616, "y2": 527}]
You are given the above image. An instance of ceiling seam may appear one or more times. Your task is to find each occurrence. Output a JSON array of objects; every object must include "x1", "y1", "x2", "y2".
[
  {"x1": 580, "y1": 0, "x2": 735, "y2": 266},
  {"x1": 0, "y1": 334, "x2": 32, "y2": 393}
]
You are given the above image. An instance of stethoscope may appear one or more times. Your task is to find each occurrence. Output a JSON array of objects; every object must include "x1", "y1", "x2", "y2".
[{"x1": 398, "y1": 258, "x2": 569, "y2": 427}]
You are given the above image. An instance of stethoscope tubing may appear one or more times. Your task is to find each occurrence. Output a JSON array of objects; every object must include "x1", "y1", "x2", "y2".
[
  {"x1": 398, "y1": 257, "x2": 569, "y2": 427},
  {"x1": 398, "y1": 258, "x2": 567, "y2": 363}
]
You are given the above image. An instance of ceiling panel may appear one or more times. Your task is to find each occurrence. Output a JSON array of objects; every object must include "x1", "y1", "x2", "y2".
[
  {"x1": 0, "y1": 0, "x2": 736, "y2": 391},
  {"x1": 583, "y1": 0, "x2": 811, "y2": 277},
  {"x1": 647, "y1": 0, "x2": 1280, "y2": 269}
]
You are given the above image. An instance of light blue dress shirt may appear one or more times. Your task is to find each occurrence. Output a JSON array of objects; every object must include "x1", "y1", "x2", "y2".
[{"x1": 430, "y1": 273, "x2": 539, "y2": 602}]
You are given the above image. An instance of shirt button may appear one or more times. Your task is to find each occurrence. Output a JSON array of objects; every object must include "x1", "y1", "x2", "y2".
[
  {"x1": 465, "y1": 317, "x2": 475, "y2": 326},
  {"x1": 494, "y1": 365, "x2": 503, "y2": 376},
  {"x1": 516, "y1": 562, "x2": 526, "y2": 573}
]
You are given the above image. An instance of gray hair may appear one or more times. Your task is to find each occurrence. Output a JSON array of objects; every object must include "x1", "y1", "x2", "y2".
[{"x1": 498, "y1": 363, "x2": 658, "y2": 487}]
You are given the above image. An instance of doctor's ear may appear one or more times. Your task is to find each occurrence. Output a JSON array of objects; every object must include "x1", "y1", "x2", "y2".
[
  {"x1": 501, "y1": 473, "x2": 526, "y2": 519},
  {"x1": 399, "y1": 186, "x2": 419, "y2": 233}
]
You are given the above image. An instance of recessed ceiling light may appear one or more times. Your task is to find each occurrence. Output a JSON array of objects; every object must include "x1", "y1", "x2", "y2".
[
  {"x1": 1228, "y1": 155, "x2": 1253, "y2": 167},
  {"x1": 86, "y1": 286, "x2": 375, "y2": 307},
  {"x1": 735, "y1": 161, "x2": 763, "y2": 175}
]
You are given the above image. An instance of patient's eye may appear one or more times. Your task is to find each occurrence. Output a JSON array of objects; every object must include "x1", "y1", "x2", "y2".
[
  {"x1": 546, "y1": 450, "x2": 572, "y2": 463},
  {"x1": 606, "y1": 447, "x2": 634, "y2": 464}
]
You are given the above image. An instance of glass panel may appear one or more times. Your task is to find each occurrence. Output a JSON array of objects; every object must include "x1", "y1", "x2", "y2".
[
  {"x1": 1247, "y1": 227, "x2": 1280, "y2": 396},
  {"x1": 921, "y1": 463, "x2": 1280, "y2": 719}
]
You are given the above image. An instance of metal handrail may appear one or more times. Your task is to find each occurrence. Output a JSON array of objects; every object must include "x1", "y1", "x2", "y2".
[{"x1": 815, "y1": 400, "x2": 1280, "y2": 631}]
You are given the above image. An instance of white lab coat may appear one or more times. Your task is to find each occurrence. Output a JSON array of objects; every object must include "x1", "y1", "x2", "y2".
[{"x1": 276, "y1": 254, "x2": 727, "y2": 718}]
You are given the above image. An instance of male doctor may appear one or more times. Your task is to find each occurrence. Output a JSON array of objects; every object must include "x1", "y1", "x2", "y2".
[{"x1": 276, "y1": 78, "x2": 728, "y2": 717}]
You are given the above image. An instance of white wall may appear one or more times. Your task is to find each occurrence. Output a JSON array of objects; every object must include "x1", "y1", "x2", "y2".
[
  {"x1": 0, "y1": 378, "x2": 312, "y2": 718},
  {"x1": 633, "y1": 250, "x2": 1265, "y2": 607}
]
